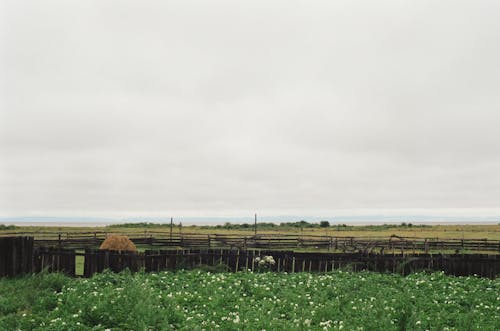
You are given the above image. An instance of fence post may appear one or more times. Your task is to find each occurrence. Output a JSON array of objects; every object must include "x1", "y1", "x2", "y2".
[
  {"x1": 104, "y1": 250, "x2": 110, "y2": 270},
  {"x1": 170, "y1": 217, "x2": 173, "y2": 242}
]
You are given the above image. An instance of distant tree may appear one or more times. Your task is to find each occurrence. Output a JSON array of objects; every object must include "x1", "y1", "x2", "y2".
[
  {"x1": 319, "y1": 221, "x2": 330, "y2": 228},
  {"x1": 0, "y1": 224, "x2": 17, "y2": 230}
]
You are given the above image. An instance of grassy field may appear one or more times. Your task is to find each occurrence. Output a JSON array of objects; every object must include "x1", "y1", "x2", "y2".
[
  {"x1": 0, "y1": 270, "x2": 498, "y2": 330},
  {"x1": 1, "y1": 223, "x2": 500, "y2": 240}
]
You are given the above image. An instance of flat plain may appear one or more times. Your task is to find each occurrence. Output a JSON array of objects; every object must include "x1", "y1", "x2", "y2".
[{"x1": 1, "y1": 223, "x2": 499, "y2": 240}]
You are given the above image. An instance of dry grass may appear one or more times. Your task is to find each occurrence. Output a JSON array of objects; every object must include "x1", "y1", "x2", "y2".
[
  {"x1": 0, "y1": 224, "x2": 499, "y2": 240},
  {"x1": 99, "y1": 235, "x2": 137, "y2": 252}
]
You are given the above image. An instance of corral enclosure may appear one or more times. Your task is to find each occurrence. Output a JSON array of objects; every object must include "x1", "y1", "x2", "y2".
[
  {"x1": 1, "y1": 236, "x2": 499, "y2": 279},
  {"x1": 2, "y1": 227, "x2": 499, "y2": 253}
]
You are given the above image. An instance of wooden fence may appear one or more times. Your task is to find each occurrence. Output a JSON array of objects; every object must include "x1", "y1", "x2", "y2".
[
  {"x1": 0, "y1": 237, "x2": 76, "y2": 277},
  {"x1": 0, "y1": 237, "x2": 34, "y2": 277},
  {"x1": 2, "y1": 231, "x2": 499, "y2": 253},
  {"x1": 84, "y1": 249, "x2": 140, "y2": 277},
  {"x1": 1, "y1": 237, "x2": 499, "y2": 279},
  {"x1": 82, "y1": 249, "x2": 500, "y2": 278},
  {"x1": 33, "y1": 246, "x2": 76, "y2": 277}
]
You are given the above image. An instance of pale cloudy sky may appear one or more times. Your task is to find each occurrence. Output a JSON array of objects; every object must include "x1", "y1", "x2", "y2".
[{"x1": 1, "y1": 1, "x2": 499, "y2": 220}]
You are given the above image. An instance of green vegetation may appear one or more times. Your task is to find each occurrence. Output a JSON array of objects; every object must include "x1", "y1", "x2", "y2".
[
  {"x1": 106, "y1": 221, "x2": 334, "y2": 229},
  {"x1": 0, "y1": 273, "x2": 69, "y2": 320},
  {"x1": 196, "y1": 221, "x2": 430, "y2": 230},
  {"x1": 106, "y1": 222, "x2": 173, "y2": 229},
  {"x1": 0, "y1": 224, "x2": 18, "y2": 230},
  {"x1": 109, "y1": 220, "x2": 351, "y2": 230},
  {"x1": 0, "y1": 270, "x2": 497, "y2": 330}
]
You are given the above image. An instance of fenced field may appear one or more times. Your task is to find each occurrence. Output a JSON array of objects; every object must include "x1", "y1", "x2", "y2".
[
  {"x1": 1, "y1": 235, "x2": 499, "y2": 330},
  {"x1": 1, "y1": 230, "x2": 499, "y2": 253},
  {"x1": 1, "y1": 236, "x2": 499, "y2": 278}
]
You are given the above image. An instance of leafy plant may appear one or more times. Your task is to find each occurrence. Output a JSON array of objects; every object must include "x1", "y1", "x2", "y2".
[{"x1": 0, "y1": 270, "x2": 498, "y2": 330}]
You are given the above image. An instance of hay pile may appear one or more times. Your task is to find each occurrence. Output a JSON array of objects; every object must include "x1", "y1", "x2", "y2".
[{"x1": 99, "y1": 235, "x2": 137, "y2": 252}]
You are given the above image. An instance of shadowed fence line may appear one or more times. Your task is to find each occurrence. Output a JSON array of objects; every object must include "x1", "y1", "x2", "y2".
[
  {"x1": 1, "y1": 237, "x2": 498, "y2": 278},
  {"x1": 81, "y1": 249, "x2": 499, "y2": 278}
]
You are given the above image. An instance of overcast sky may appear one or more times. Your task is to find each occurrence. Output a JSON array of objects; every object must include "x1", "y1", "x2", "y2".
[{"x1": 1, "y1": 1, "x2": 499, "y2": 220}]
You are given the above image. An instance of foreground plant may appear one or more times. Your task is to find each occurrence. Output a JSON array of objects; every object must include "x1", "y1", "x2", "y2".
[
  {"x1": 0, "y1": 270, "x2": 498, "y2": 330},
  {"x1": 254, "y1": 255, "x2": 276, "y2": 272}
]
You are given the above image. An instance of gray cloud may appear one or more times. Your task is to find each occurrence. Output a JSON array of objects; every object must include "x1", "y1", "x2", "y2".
[{"x1": 1, "y1": 1, "x2": 500, "y2": 218}]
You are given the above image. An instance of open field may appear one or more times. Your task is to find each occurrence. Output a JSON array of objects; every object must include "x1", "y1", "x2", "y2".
[
  {"x1": 0, "y1": 270, "x2": 498, "y2": 330},
  {"x1": 1, "y1": 223, "x2": 499, "y2": 240}
]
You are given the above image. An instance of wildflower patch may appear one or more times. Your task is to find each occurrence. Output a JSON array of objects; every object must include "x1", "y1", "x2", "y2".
[{"x1": 0, "y1": 270, "x2": 498, "y2": 330}]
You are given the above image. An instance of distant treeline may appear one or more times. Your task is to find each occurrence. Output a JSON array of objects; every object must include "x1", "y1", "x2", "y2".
[
  {"x1": 107, "y1": 222, "x2": 171, "y2": 229},
  {"x1": 205, "y1": 221, "x2": 330, "y2": 229},
  {"x1": 202, "y1": 221, "x2": 430, "y2": 230},
  {"x1": 107, "y1": 221, "x2": 430, "y2": 230},
  {"x1": 0, "y1": 224, "x2": 18, "y2": 230}
]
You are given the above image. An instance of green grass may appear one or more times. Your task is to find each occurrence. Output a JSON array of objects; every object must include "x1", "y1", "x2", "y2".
[
  {"x1": 0, "y1": 270, "x2": 498, "y2": 330},
  {"x1": 0, "y1": 272, "x2": 69, "y2": 318},
  {"x1": 76, "y1": 253, "x2": 84, "y2": 276}
]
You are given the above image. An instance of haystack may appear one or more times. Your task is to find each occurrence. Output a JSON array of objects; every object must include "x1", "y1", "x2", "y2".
[{"x1": 99, "y1": 235, "x2": 137, "y2": 252}]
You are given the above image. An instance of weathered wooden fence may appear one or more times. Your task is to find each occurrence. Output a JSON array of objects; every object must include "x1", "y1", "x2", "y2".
[
  {"x1": 33, "y1": 247, "x2": 76, "y2": 277},
  {"x1": 80, "y1": 248, "x2": 500, "y2": 278},
  {"x1": 2, "y1": 231, "x2": 498, "y2": 253},
  {"x1": 1, "y1": 237, "x2": 499, "y2": 278},
  {"x1": 0, "y1": 236, "x2": 34, "y2": 277},
  {"x1": 83, "y1": 249, "x2": 140, "y2": 277}
]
